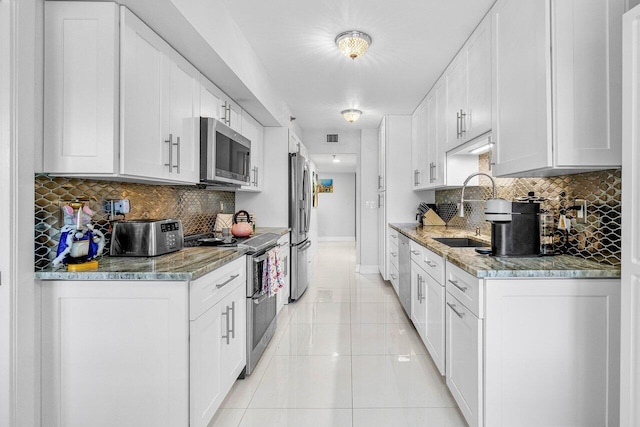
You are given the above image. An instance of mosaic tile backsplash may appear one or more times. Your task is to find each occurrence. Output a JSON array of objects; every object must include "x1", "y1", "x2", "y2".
[
  {"x1": 34, "y1": 175, "x2": 235, "y2": 270},
  {"x1": 435, "y1": 161, "x2": 621, "y2": 266}
]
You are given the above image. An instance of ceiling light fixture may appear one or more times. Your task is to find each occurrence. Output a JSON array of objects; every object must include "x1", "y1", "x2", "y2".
[
  {"x1": 335, "y1": 30, "x2": 372, "y2": 59},
  {"x1": 332, "y1": 155, "x2": 340, "y2": 163},
  {"x1": 341, "y1": 109, "x2": 362, "y2": 123}
]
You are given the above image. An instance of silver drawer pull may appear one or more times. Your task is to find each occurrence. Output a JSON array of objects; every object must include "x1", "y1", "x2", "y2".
[
  {"x1": 447, "y1": 302, "x2": 466, "y2": 318},
  {"x1": 390, "y1": 234, "x2": 397, "y2": 239},
  {"x1": 390, "y1": 252, "x2": 397, "y2": 257},
  {"x1": 216, "y1": 274, "x2": 240, "y2": 289},
  {"x1": 390, "y1": 273, "x2": 397, "y2": 280},
  {"x1": 411, "y1": 250, "x2": 420, "y2": 255},
  {"x1": 448, "y1": 279, "x2": 468, "y2": 292},
  {"x1": 425, "y1": 260, "x2": 436, "y2": 267}
]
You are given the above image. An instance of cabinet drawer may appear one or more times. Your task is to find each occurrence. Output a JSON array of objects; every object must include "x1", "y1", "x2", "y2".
[
  {"x1": 421, "y1": 246, "x2": 444, "y2": 285},
  {"x1": 388, "y1": 228, "x2": 399, "y2": 244},
  {"x1": 389, "y1": 264, "x2": 399, "y2": 295},
  {"x1": 190, "y1": 256, "x2": 246, "y2": 320},
  {"x1": 389, "y1": 241, "x2": 399, "y2": 270},
  {"x1": 445, "y1": 261, "x2": 483, "y2": 318},
  {"x1": 409, "y1": 240, "x2": 422, "y2": 266}
]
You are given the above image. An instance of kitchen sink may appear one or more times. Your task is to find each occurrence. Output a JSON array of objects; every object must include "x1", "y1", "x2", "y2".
[{"x1": 432, "y1": 237, "x2": 487, "y2": 248}]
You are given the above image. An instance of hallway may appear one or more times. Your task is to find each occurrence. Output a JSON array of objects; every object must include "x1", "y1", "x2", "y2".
[{"x1": 211, "y1": 242, "x2": 465, "y2": 426}]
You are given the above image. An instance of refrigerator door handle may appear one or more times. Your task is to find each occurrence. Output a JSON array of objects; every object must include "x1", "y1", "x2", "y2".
[{"x1": 298, "y1": 240, "x2": 312, "y2": 251}]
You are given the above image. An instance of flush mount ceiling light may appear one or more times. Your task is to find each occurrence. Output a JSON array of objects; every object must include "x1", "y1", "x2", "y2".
[
  {"x1": 335, "y1": 30, "x2": 372, "y2": 59},
  {"x1": 341, "y1": 109, "x2": 362, "y2": 123},
  {"x1": 332, "y1": 155, "x2": 340, "y2": 163}
]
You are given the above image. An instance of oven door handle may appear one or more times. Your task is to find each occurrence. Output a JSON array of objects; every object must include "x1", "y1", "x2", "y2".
[
  {"x1": 252, "y1": 293, "x2": 271, "y2": 305},
  {"x1": 253, "y1": 248, "x2": 276, "y2": 263}
]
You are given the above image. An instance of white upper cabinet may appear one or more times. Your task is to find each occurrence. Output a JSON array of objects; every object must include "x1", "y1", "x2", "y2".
[
  {"x1": 200, "y1": 76, "x2": 223, "y2": 121},
  {"x1": 444, "y1": 14, "x2": 492, "y2": 152},
  {"x1": 239, "y1": 110, "x2": 264, "y2": 192},
  {"x1": 492, "y1": 0, "x2": 623, "y2": 177},
  {"x1": 411, "y1": 100, "x2": 428, "y2": 189},
  {"x1": 120, "y1": 7, "x2": 199, "y2": 183},
  {"x1": 44, "y1": 2, "x2": 120, "y2": 175},
  {"x1": 44, "y1": 3, "x2": 201, "y2": 184}
]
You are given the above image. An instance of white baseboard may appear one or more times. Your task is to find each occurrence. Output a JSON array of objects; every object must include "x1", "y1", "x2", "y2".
[
  {"x1": 356, "y1": 265, "x2": 380, "y2": 274},
  {"x1": 318, "y1": 236, "x2": 355, "y2": 242}
]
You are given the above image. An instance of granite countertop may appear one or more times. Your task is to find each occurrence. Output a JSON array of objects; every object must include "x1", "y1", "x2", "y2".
[
  {"x1": 35, "y1": 227, "x2": 290, "y2": 281},
  {"x1": 389, "y1": 223, "x2": 621, "y2": 279}
]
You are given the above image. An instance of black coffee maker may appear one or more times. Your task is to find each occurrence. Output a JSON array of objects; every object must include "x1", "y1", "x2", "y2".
[{"x1": 485, "y1": 199, "x2": 540, "y2": 257}]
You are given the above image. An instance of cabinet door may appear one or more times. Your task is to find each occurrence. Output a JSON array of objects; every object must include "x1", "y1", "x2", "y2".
[
  {"x1": 42, "y1": 281, "x2": 189, "y2": 427},
  {"x1": 424, "y1": 90, "x2": 441, "y2": 188},
  {"x1": 190, "y1": 302, "x2": 223, "y2": 427},
  {"x1": 445, "y1": 54, "x2": 468, "y2": 152},
  {"x1": 44, "y1": 2, "x2": 119, "y2": 175},
  {"x1": 200, "y1": 76, "x2": 222, "y2": 120},
  {"x1": 378, "y1": 117, "x2": 386, "y2": 191},
  {"x1": 120, "y1": 7, "x2": 167, "y2": 180},
  {"x1": 552, "y1": 0, "x2": 623, "y2": 168},
  {"x1": 240, "y1": 110, "x2": 264, "y2": 191},
  {"x1": 411, "y1": 101, "x2": 428, "y2": 189},
  {"x1": 424, "y1": 276, "x2": 445, "y2": 376},
  {"x1": 378, "y1": 194, "x2": 387, "y2": 279},
  {"x1": 164, "y1": 52, "x2": 200, "y2": 183},
  {"x1": 433, "y1": 81, "x2": 447, "y2": 186},
  {"x1": 410, "y1": 262, "x2": 427, "y2": 342},
  {"x1": 466, "y1": 16, "x2": 492, "y2": 142},
  {"x1": 219, "y1": 285, "x2": 247, "y2": 392},
  {"x1": 492, "y1": 0, "x2": 552, "y2": 176},
  {"x1": 446, "y1": 293, "x2": 483, "y2": 427}
]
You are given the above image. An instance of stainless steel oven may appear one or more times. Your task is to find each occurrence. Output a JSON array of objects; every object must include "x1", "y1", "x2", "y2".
[{"x1": 239, "y1": 233, "x2": 280, "y2": 376}]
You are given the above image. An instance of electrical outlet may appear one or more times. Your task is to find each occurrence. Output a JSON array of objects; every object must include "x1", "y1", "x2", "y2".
[
  {"x1": 103, "y1": 198, "x2": 130, "y2": 215},
  {"x1": 574, "y1": 198, "x2": 587, "y2": 224}
]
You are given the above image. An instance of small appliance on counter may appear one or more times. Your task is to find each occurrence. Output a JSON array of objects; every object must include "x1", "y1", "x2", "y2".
[
  {"x1": 110, "y1": 219, "x2": 183, "y2": 256},
  {"x1": 485, "y1": 199, "x2": 540, "y2": 257}
]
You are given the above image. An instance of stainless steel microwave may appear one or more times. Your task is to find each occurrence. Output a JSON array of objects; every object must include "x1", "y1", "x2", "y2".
[{"x1": 200, "y1": 117, "x2": 251, "y2": 186}]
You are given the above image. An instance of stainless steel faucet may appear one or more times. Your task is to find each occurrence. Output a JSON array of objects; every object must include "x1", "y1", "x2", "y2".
[{"x1": 458, "y1": 172, "x2": 497, "y2": 218}]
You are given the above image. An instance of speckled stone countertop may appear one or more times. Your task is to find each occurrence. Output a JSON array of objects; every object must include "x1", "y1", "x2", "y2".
[
  {"x1": 389, "y1": 223, "x2": 620, "y2": 279},
  {"x1": 35, "y1": 227, "x2": 290, "y2": 281}
]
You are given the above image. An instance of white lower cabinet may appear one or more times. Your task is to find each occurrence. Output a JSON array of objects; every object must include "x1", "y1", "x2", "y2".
[
  {"x1": 410, "y1": 260, "x2": 427, "y2": 342},
  {"x1": 443, "y1": 259, "x2": 620, "y2": 427},
  {"x1": 40, "y1": 256, "x2": 247, "y2": 427},
  {"x1": 423, "y1": 273, "x2": 445, "y2": 375},
  {"x1": 446, "y1": 291, "x2": 483, "y2": 427}
]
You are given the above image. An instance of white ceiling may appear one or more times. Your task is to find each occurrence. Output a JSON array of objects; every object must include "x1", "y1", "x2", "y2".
[
  {"x1": 223, "y1": 0, "x2": 495, "y2": 131},
  {"x1": 311, "y1": 153, "x2": 358, "y2": 174}
]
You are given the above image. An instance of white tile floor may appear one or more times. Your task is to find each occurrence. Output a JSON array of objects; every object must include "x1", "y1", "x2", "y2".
[{"x1": 211, "y1": 242, "x2": 466, "y2": 427}]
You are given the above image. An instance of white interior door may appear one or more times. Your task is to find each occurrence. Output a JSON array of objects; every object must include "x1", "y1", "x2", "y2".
[{"x1": 622, "y1": 5, "x2": 640, "y2": 425}]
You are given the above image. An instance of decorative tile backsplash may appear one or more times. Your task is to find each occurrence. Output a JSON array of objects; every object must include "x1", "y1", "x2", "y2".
[
  {"x1": 34, "y1": 175, "x2": 235, "y2": 270},
  {"x1": 435, "y1": 162, "x2": 621, "y2": 266}
]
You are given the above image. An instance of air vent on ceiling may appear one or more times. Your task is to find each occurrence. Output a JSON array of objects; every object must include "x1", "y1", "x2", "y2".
[{"x1": 326, "y1": 134, "x2": 339, "y2": 143}]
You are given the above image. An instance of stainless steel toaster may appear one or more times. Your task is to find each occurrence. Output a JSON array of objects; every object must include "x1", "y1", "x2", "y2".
[{"x1": 110, "y1": 219, "x2": 183, "y2": 256}]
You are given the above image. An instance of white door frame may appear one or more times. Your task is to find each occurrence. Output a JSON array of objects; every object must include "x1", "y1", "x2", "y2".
[
  {"x1": 0, "y1": 0, "x2": 13, "y2": 422},
  {"x1": 1, "y1": 0, "x2": 39, "y2": 425}
]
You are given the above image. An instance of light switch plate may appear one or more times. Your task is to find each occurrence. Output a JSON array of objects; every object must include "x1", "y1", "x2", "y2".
[{"x1": 574, "y1": 199, "x2": 587, "y2": 224}]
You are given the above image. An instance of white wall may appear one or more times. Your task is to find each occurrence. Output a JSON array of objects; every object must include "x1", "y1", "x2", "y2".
[
  {"x1": 358, "y1": 129, "x2": 380, "y2": 272},
  {"x1": 316, "y1": 173, "x2": 356, "y2": 241}
]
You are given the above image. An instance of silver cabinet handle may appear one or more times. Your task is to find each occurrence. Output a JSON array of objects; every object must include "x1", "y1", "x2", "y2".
[
  {"x1": 417, "y1": 275, "x2": 423, "y2": 302},
  {"x1": 460, "y1": 109, "x2": 466, "y2": 135},
  {"x1": 390, "y1": 234, "x2": 397, "y2": 240},
  {"x1": 448, "y1": 279, "x2": 468, "y2": 293},
  {"x1": 411, "y1": 250, "x2": 420, "y2": 255},
  {"x1": 456, "y1": 111, "x2": 461, "y2": 139},
  {"x1": 390, "y1": 252, "x2": 398, "y2": 257},
  {"x1": 425, "y1": 260, "x2": 436, "y2": 268},
  {"x1": 378, "y1": 175, "x2": 382, "y2": 189},
  {"x1": 390, "y1": 273, "x2": 397, "y2": 280},
  {"x1": 229, "y1": 301, "x2": 235, "y2": 339},
  {"x1": 447, "y1": 302, "x2": 466, "y2": 318},
  {"x1": 488, "y1": 136, "x2": 495, "y2": 171},
  {"x1": 227, "y1": 104, "x2": 232, "y2": 126},
  {"x1": 173, "y1": 136, "x2": 181, "y2": 173},
  {"x1": 164, "y1": 134, "x2": 173, "y2": 172},
  {"x1": 420, "y1": 276, "x2": 425, "y2": 302},
  {"x1": 216, "y1": 274, "x2": 240, "y2": 289},
  {"x1": 221, "y1": 307, "x2": 230, "y2": 344}
]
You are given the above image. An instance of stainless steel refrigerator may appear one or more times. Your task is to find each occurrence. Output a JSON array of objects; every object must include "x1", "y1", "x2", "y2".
[{"x1": 289, "y1": 153, "x2": 312, "y2": 301}]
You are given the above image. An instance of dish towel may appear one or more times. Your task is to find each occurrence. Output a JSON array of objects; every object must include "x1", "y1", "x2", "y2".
[{"x1": 262, "y1": 248, "x2": 285, "y2": 297}]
